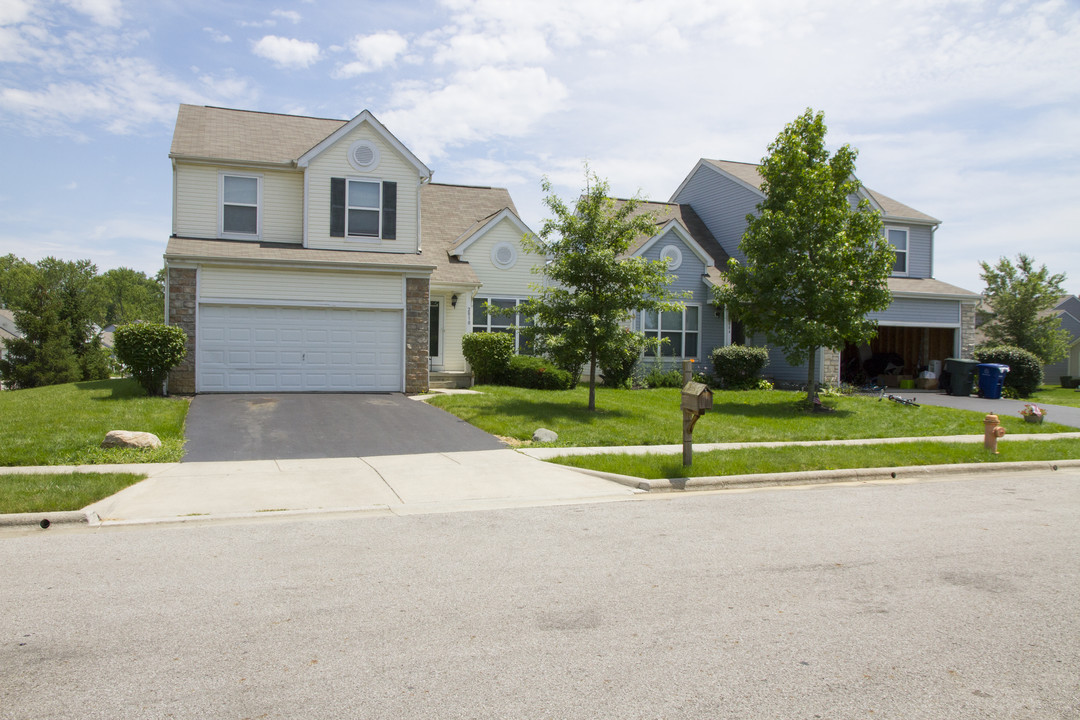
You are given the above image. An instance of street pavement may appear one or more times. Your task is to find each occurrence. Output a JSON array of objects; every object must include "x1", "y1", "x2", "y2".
[{"x1": 2, "y1": 469, "x2": 1077, "y2": 719}]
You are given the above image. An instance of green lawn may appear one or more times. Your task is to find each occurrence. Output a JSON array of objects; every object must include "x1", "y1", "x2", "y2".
[
  {"x1": 1028, "y1": 385, "x2": 1080, "y2": 408},
  {"x1": 0, "y1": 379, "x2": 188, "y2": 466},
  {"x1": 551, "y1": 439, "x2": 1080, "y2": 480},
  {"x1": 428, "y1": 385, "x2": 1071, "y2": 447},
  {"x1": 0, "y1": 472, "x2": 147, "y2": 513}
]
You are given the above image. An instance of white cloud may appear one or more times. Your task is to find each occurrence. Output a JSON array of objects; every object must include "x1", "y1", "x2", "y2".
[
  {"x1": 381, "y1": 66, "x2": 568, "y2": 159},
  {"x1": 62, "y1": 0, "x2": 124, "y2": 27},
  {"x1": 334, "y1": 31, "x2": 408, "y2": 78},
  {"x1": 251, "y1": 35, "x2": 320, "y2": 68},
  {"x1": 0, "y1": 0, "x2": 33, "y2": 25},
  {"x1": 271, "y1": 9, "x2": 301, "y2": 24},
  {"x1": 203, "y1": 27, "x2": 231, "y2": 43}
]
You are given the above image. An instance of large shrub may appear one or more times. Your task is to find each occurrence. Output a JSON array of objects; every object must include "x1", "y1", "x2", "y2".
[
  {"x1": 598, "y1": 329, "x2": 645, "y2": 389},
  {"x1": 507, "y1": 355, "x2": 574, "y2": 390},
  {"x1": 113, "y1": 323, "x2": 187, "y2": 396},
  {"x1": 461, "y1": 332, "x2": 514, "y2": 385},
  {"x1": 973, "y1": 344, "x2": 1043, "y2": 397},
  {"x1": 710, "y1": 345, "x2": 770, "y2": 389}
]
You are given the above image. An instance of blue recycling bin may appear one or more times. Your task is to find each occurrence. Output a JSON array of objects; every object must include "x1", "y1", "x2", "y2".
[{"x1": 977, "y1": 363, "x2": 1010, "y2": 400}]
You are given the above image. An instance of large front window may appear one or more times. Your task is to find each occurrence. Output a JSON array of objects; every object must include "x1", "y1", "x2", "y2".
[
  {"x1": 472, "y1": 297, "x2": 532, "y2": 353},
  {"x1": 643, "y1": 306, "x2": 699, "y2": 358},
  {"x1": 221, "y1": 174, "x2": 259, "y2": 237}
]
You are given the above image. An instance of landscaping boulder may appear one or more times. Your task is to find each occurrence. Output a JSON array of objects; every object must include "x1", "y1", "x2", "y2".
[
  {"x1": 101, "y1": 430, "x2": 162, "y2": 450},
  {"x1": 532, "y1": 428, "x2": 558, "y2": 443}
]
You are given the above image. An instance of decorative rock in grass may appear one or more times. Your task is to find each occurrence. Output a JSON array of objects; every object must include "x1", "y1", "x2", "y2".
[
  {"x1": 532, "y1": 428, "x2": 558, "y2": 443},
  {"x1": 101, "y1": 430, "x2": 162, "y2": 450}
]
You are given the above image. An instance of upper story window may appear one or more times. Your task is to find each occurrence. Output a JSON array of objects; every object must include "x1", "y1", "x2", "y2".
[
  {"x1": 220, "y1": 174, "x2": 260, "y2": 238},
  {"x1": 330, "y1": 178, "x2": 397, "y2": 240},
  {"x1": 887, "y1": 228, "x2": 908, "y2": 275},
  {"x1": 643, "y1": 305, "x2": 700, "y2": 358}
]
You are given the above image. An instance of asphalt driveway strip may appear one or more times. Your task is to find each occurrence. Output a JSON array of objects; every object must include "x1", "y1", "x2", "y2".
[{"x1": 182, "y1": 393, "x2": 505, "y2": 462}]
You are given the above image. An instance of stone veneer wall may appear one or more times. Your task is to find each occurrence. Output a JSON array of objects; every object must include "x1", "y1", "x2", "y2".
[
  {"x1": 405, "y1": 278, "x2": 430, "y2": 394},
  {"x1": 960, "y1": 301, "x2": 977, "y2": 358},
  {"x1": 822, "y1": 348, "x2": 841, "y2": 386},
  {"x1": 166, "y1": 267, "x2": 197, "y2": 394}
]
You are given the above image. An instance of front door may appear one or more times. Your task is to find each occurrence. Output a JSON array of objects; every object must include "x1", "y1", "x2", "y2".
[{"x1": 429, "y1": 300, "x2": 442, "y2": 368}]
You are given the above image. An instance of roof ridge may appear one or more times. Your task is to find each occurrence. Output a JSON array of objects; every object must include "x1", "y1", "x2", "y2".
[
  {"x1": 197, "y1": 104, "x2": 347, "y2": 123},
  {"x1": 427, "y1": 182, "x2": 502, "y2": 191}
]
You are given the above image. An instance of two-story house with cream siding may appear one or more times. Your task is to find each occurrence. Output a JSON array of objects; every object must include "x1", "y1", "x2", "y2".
[
  {"x1": 668, "y1": 159, "x2": 981, "y2": 386},
  {"x1": 165, "y1": 104, "x2": 544, "y2": 394}
]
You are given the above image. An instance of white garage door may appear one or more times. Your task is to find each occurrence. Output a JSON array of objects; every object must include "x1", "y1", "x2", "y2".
[{"x1": 197, "y1": 305, "x2": 403, "y2": 392}]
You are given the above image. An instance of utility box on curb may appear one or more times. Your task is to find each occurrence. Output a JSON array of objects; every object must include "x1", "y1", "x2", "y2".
[{"x1": 681, "y1": 382, "x2": 713, "y2": 413}]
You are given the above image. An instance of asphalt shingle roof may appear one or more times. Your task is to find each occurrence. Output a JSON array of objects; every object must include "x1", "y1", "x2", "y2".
[
  {"x1": 615, "y1": 199, "x2": 730, "y2": 267},
  {"x1": 702, "y1": 158, "x2": 940, "y2": 224},
  {"x1": 170, "y1": 104, "x2": 347, "y2": 164}
]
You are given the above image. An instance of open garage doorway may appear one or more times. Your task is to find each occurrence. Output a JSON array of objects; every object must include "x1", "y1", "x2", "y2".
[{"x1": 842, "y1": 327, "x2": 956, "y2": 385}]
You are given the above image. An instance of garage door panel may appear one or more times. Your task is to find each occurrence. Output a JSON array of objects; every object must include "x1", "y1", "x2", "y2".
[{"x1": 197, "y1": 305, "x2": 403, "y2": 392}]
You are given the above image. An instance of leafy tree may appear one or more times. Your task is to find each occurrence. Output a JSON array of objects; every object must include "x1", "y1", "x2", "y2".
[
  {"x1": 98, "y1": 267, "x2": 165, "y2": 325},
  {"x1": 520, "y1": 168, "x2": 680, "y2": 411},
  {"x1": 714, "y1": 109, "x2": 894, "y2": 402},
  {"x1": 0, "y1": 257, "x2": 109, "y2": 388},
  {"x1": 978, "y1": 254, "x2": 1068, "y2": 364}
]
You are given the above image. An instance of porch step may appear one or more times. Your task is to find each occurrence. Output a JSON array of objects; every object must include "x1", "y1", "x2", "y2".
[{"x1": 429, "y1": 371, "x2": 472, "y2": 389}]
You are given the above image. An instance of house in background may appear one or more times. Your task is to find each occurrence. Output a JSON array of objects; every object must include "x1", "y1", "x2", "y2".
[
  {"x1": 667, "y1": 159, "x2": 981, "y2": 386},
  {"x1": 165, "y1": 104, "x2": 543, "y2": 394},
  {"x1": 1042, "y1": 296, "x2": 1080, "y2": 384},
  {"x1": 0, "y1": 308, "x2": 21, "y2": 366}
]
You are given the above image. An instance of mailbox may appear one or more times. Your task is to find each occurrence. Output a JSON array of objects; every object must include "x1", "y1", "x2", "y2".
[{"x1": 681, "y1": 381, "x2": 713, "y2": 413}]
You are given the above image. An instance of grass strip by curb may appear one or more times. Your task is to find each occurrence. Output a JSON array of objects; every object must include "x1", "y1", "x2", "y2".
[
  {"x1": 0, "y1": 472, "x2": 146, "y2": 514},
  {"x1": 548, "y1": 439, "x2": 1080, "y2": 480}
]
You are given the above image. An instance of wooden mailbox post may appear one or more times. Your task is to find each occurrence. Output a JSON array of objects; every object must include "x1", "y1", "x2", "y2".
[{"x1": 680, "y1": 360, "x2": 713, "y2": 467}]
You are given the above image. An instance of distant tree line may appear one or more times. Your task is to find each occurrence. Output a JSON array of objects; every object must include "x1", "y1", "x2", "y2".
[{"x1": 0, "y1": 254, "x2": 165, "y2": 389}]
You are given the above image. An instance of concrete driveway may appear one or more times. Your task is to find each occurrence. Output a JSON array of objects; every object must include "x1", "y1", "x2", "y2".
[{"x1": 182, "y1": 393, "x2": 505, "y2": 462}]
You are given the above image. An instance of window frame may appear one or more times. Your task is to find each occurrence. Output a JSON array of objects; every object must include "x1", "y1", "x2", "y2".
[
  {"x1": 887, "y1": 227, "x2": 909, "y2": 276},
  {"x1": 642, "y1": 304, "x2": 701, "y2": 359},
  {"x1": 219, "y1": 172, "x2": 262, "y2": 240},
  {"x1": 471, "y1": 296, "x2": 533, "y2": 354},
  {"x1": 346, "y1": 178, "x2": 382, "y2": 239}
]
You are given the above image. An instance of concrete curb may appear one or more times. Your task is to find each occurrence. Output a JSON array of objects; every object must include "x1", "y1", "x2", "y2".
[
  {"x1": 573, "y1": 459, "x2": 1080, "y2": 492},
  {"x1": 0, "y1": 510, "x2": 100, "y2": 529}
]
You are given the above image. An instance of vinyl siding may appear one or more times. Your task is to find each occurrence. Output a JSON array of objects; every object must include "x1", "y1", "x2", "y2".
[
  {"x1": 749, "y1": 333, "x2": 824, "y2": 384},
  {"x1": 888, "y1": 222, "x2": 933, "y2": 279},
  {"x1": 199, "y1": 266, "x2": 404, "y2": 306},
  {"x1": 672, "y1": 164, "x2": 761, "y2": 264},
  {"x1": 174, "y1": 163, "x2": 303, "y2": 243},
  {"x1": 870, "y1": 297, "x2": 960, "y2": 326},
  {"x1": 306, "y1": 124, "x2": 420, "y2": 253},
  {"x1": 462, "y1": 217, "x2": 545, "y2": 296}
]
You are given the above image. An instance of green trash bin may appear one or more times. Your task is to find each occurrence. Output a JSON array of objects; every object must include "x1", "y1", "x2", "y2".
[{"x1": 944, "y1": 358, "x2": 980, "y2": 397}]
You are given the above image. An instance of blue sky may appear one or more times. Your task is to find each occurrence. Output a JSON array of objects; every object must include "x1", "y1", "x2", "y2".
[{"x1": 1, "y1": 0, "x2": 1078, "y2": 295}]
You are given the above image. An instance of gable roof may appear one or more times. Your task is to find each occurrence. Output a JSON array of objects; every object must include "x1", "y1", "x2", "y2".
[
  {"x1": 617, "y1": 199, "x2": 730, "y2": 267},
  {"x1": 296, "y1": 109, "x2": 431, "y2": 178},
  {"x1": 422, "y1": 183, "x2": 525, "y2": 286},
  {"x1": 693, "y1": 158, "x2": 940, "y2": 225},
  {"x1": 171, "y1": 104, "x2": 346, "y2": 165}
]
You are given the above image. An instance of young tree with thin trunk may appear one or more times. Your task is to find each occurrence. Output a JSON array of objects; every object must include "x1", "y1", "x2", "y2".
[
  {"x1": 520, "y1": 168, "x2": 680, "y2": 411},
  {"x1": 979, "y1": 254, "x2": 1068, "y2": 364},
  {"x1": 714, "y1": 109, "x2": 894, "y2": 403}
]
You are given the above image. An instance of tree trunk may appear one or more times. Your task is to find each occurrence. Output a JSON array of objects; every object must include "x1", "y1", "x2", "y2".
[
  {"x1": 588, "y1": 347, "x2": 598, "y2": 411},
  {"x1": 806, "y1": 346, "x2": 818, "y2": 403}
]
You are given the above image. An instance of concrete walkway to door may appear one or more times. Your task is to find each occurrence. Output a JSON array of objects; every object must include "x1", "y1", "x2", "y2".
[{"x1": 183, "y1": 393, "x2": 506, "y2": 462}]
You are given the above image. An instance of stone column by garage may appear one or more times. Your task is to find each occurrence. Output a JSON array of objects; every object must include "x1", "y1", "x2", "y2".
[
  {"x1": 166, "y1": 267, "x2": 197, "y2": 395},
  {"x1": 960, "y1": 301, "x2": 977, "y2": 358},
  {"x1": 405, "y1": 277, "x2": 430, "y2": 394},
  {"x1": 821, "y1": 348, "x2": 841, "y2": 386}
]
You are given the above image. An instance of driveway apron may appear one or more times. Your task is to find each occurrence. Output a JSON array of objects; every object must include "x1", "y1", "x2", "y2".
[
  {"x1": 908, "y1": 391, "x2": 1080, "y2": 429},
  {"x1": 183, "y1": 393, "x2": 505, "y2": 462}
]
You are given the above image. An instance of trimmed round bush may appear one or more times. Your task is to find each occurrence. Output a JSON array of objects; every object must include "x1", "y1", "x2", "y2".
[
  {"x1": 113, "y1": 323, "x2": 188, "y2": 396},
  {"x1": 507, "y1": 355, "x2": 574, "y2": 390},
  {"x1": 461, "y1": 332, "x2": 514, "y2": 384},
  {"x1": 973, "y1": 344, "x2": 1043, "y2": 397},
  {"x1": 710, "y1": 344, "x2": 769, "y2": 389}
]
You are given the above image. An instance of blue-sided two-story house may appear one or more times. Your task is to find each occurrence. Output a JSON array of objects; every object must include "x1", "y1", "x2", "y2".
[{"x1": 626, "y1": 158, "x2": 980, "y2": 385}]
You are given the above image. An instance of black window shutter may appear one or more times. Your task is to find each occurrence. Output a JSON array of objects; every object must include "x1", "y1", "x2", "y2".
[
  {"x1": 330, "y1": 177, "x2": 345, "y2": 237},
  {"x1": 382, "y1": 181, "x2": 397, "y2": 239}
]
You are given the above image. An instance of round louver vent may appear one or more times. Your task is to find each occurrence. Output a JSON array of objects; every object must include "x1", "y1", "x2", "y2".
[
  {"x1": 660, "y1": 244, "x2": 683, "y2": 270},
  {"x1": 491, "y1": 242, "x2": 517, "y2": 269},
  {"x1": 347, "y1": 141, "x2": 380, "y2": 171}
]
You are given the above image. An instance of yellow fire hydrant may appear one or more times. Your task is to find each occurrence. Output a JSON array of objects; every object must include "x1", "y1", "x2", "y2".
[{"x1": 984, "y1": 413, "x2": 1006, "y2": 453}]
